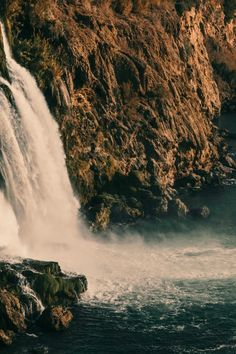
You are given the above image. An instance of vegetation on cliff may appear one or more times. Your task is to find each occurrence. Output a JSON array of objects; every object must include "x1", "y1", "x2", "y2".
[{"x1": 0, "y1": 0, "x2": 235, "y2": 229}]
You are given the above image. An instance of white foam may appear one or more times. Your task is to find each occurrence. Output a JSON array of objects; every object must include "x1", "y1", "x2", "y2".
[{"x1": 0, "y1": 190, "x2": 21, "y2": 253}]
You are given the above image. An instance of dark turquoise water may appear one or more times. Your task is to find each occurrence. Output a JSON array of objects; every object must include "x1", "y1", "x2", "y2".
[
  {"x1": 3, "y1": 113, "x2": 236, "y2": 354},
  {"x1": 4, "y1": 275, "x2": 236, "y2": 354},
  {"x1": 4, "y1": 283, "x2": 236, "y2": 354}
]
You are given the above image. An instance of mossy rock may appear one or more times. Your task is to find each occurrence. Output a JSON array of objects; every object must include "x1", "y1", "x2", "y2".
[
  {"x1": 0, "y1": 260, "x2": 87, "y2": 307},
  {"x1": 21, "y1": 270, "x2": 87, "y2": 306},
  {"x1": 22, "y1": 259, "x2": 62, "y2": 276}
]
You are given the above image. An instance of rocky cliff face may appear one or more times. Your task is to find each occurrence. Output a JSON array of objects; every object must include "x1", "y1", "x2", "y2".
[{"x1": 0, "y1": 0, "x2": 235, "y2": 229}]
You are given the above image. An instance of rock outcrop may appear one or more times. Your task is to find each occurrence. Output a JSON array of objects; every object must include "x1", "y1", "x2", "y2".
[
  {"x1": 0, "y1": 329, "x2": 14, "y2": 346},
  {"x1": 0, "y1": 289, "x2": 26, "y2": 332},
  {"x1": 38, "y1": 306, "x2": 73, "y2": 332},
  {"x1": 0, "y1": 0, "x2": 235, "y2": 229},
  {"x1": 0, "y1": 259, "x2": 87, "y2": 345}
]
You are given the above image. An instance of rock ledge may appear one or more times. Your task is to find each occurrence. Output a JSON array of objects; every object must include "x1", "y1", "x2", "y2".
[{"x1": 0, "y1": 259, "x2": 87, "y2": 346}]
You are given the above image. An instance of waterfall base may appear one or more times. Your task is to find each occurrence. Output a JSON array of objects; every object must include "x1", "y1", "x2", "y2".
[{"x1": 0, "y1": 259, "x2": 87, "y2": 346}]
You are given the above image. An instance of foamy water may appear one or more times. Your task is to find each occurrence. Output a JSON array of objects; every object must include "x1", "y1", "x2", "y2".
[{"x1": 23, "y1": 228, "x2": 236, "y2": 310}]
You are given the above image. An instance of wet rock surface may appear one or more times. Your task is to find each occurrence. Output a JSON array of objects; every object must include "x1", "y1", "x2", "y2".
[
  {"x1": 38, "y1": 306, "x2": 73, "y2": 332},
  {"x1": 0, "y1": 330, "x2": 14, "y2": 346},
  {"x1": 0, "y1": 1, "x2": 235, "y2": 230},
  {"x1": 0, "y1": 259, "x2": 87, "y2": 346},
  {"x1": 0, "y1": 289, "x2": 26, "y2": 332}
]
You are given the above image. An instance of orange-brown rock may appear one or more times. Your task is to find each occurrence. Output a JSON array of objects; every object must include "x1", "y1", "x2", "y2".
[
  {"x1": 38, "y1": 306, "x2": 73, "y2": 331},
  {"x1": 0, "y1": 289, "x2": 26, "y2": 332},
  {"x1": 0, "y1": 0, "x2": 235, "y2": 228},
  {"x1": 0, "y1": 329, "x2": 14, "y2": 346}
]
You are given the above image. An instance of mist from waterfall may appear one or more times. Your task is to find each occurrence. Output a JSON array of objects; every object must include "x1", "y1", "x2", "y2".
[{"x1": 0, "y1": 22, "x2": 79, "y2": 252}]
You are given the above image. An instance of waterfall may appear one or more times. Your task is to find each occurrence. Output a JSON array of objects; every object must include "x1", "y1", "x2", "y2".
[{"x1": 0, "y1": 23, "x2": 79, "y2": 250}]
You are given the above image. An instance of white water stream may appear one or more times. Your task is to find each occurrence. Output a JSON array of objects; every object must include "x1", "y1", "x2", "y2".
[{"x1": 0, "y1": 22, "x2": 79, "y2": 252}]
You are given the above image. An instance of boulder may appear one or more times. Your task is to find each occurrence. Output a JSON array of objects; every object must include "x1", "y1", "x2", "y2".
[
  {"x1": 0, "y1": 289, "x2": 26, "y2": 332},
  {"x1": 23, "y1": 270, "x2": 87, "y2": 306},
  {"x1": 0, "y1": 260, "x2": 88, "y2": 308},
  {"x1": 38, "y1": 306, "x2": 73, "y2": 331},
  {"x1": 190, "y1": 206, "x2": 210, "y2": 219},
  {"x1": 0, "y1": 259, "x2": 87, "y2": 345},
  {"x1": 0, "y1": 329, "x2": 14, "y2": 346},
  {"x1": 169, "y1": 198, "x2": 189, "y2": 218},
  {"x1": 22, "y1": 259, "x2": 62, "y2": 275}
]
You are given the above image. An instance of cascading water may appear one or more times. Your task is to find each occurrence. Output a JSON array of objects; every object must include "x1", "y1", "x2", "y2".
[{"x1": 0, "y1": 23, "x2": 79, "y2": 251}]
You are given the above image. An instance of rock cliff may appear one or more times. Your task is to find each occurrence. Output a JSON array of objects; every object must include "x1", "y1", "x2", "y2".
[{"x1": 0, "y1": 0, "x2": 235, "y2": 229}]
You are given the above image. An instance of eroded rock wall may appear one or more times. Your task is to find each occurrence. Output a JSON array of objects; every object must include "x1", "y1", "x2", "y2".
[{"x1": 0, "y1": 0, "x2": 235, "y2": 229}]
